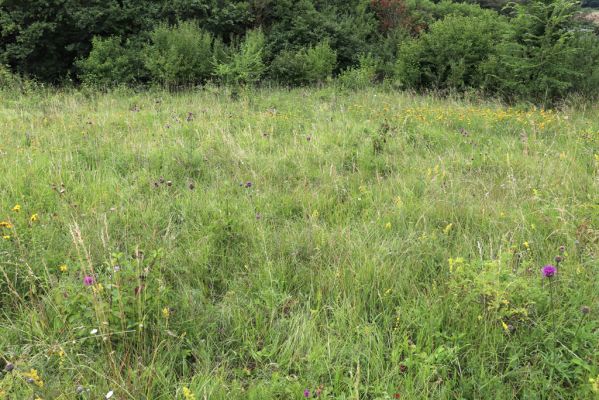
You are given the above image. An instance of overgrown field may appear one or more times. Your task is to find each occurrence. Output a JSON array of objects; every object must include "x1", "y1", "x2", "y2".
[{"x1": 0, "y1": 88, "x2": 598, "y2": 399}]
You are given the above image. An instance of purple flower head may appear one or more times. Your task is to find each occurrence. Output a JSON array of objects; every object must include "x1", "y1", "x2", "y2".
[
  {"x1": 304, "y1": 388, "x2": 310, "y2": 398},
  {"x1": 541, "y1": 264, "x2": 557, "y2": 278},
  {"x1": 83, "y1": 275, "x2": 95, "y2": 286},
  {"x1": 245, "y1": 181, "x2": 252, "y2": 188}
]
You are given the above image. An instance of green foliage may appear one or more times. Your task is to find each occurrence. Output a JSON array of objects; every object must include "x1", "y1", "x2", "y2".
[
  {"x1": 337, "y1": 55, "x2": 378, "y2": 89},
  {"x1": 395, "y1": 13, "x2": 506, "y2": 90},
  {"x1": 569, "y1": 33, "x2": 599, "y2": 99},
  {"x1": 0, "y1": 64, "x2": 21, "y2": 90},
  {"x1": 145, "y1": 22, "x2": 215, "y2": 87},
  {"x1": 215, "y1": 29, "x2": 266, "y2": 85},
  {"x1": 484, "y1": 0, "x2": 596, "y2": 104},
  {"x1": 77, "y1": 37, "x2": 146, "y2": 87},
  {"x1": 270, "y1": 41, "x2": 337, "y2": 86},
  {"x1": 0, "y1": 0, "x2": 598, "y2": 102}
]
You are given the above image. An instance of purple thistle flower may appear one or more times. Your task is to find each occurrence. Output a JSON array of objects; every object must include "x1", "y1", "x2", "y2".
[
  {"x1": 541, "y1": 264, "x2": 557, "y2": 278},
  {"x1": 304, "y1": 388, "x2": 310, "y2": 398},
  {"x1": 245, "y1": 181, "x2": 252, "y2": 188},
  {"x1": 83, "y1": 275, "x2": 95, "y2": 286}
]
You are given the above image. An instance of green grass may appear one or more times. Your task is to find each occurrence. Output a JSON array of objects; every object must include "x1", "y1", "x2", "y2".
[{"x1": 0, "y1": 86, "x2": 598, "y2": 399}]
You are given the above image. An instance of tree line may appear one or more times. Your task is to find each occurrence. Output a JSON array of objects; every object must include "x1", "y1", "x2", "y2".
[{"x1": 1, "y1": 0, "x2": 598, "y2": 104}]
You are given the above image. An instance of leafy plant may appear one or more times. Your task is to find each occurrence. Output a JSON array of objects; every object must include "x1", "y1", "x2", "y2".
[
  {"x1": 270, "y1": 41, "x2": 337, "y2": 85},
  {"x1": 77, "y1": 36, "x2": 146, "y2": 87},
  {"x1": 215, "y1": 29, "x2": 266, "y2": 85},
  {"x1": 145, "y1": 21, "x2": 216, "y2": 87},
  {"x1": 337, "y1": 54, "x2": 378, "y2": 89}
]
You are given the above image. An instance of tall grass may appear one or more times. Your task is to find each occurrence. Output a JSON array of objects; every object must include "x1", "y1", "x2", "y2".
[{"x1": 0, "y1": 87, "x2": 597, "y2": 399}]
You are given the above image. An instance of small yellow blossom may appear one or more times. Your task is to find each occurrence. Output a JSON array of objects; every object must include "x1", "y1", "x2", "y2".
[
  {"x1": 12, "y1": 204, "x2": 20, "y2": 212},
  {"x1": 182, "y1": 386, "x2": 196, "y2": 400},
  {"x1": 448, "y1": 257, "x2": 465, "y2": 273},
  {"x1": 395, "y1": 196, "x2": 403, "y2": 208},
  {"x1": 443, "y1": 223, "x2": 453, "y2": 235},
  {"x1": 523, "y1": 241, "x2": 530, "y2": 250},
  {"x1": 59, "y1": 264, "x2": 68, "y2": 272},
  {"x1": 22, "y1": 368, "x2": 44, "y2": 387},
  {"x1": 2, "y1": 235, "x2": 9, "y2": 240},
  {"x1": 162, "y1": 307, "x2": 170, "y2": 319},
  {"x1": 385, "y1": 222, "x2": 392, "y2": 230},
  {"x1": 30, "y1": 214, "x2": 39, "y2": 222},
  {"x1": 0, "y1": 221, "x2": 13, "y2": 229},
  {"x1": 311, "y1": 210, "x2": 319, "y2": 219},
  {"x1": 501, "y1": 320, "x2": 510, "y2": 333},
  {"x1": 92, "y1": 283, "x2": 104, "y2": 294}
]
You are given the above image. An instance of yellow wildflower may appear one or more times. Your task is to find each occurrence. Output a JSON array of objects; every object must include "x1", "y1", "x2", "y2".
[
  {"x1": 395, "y1": 196, "x2": 403, "y2": 208},
  {"x1": 59, "y1": 264, "x2": 68, "y2": 272},
  {"x1": 448, "y1": 257, "x2": 465, "y2": 273},
  {"x1": 162, "y1": 307, "x2": 170, "y2": 319},
  {"x1": 385, "y1": 222, "x2": 392, "y2": 230},
  {"x1": 92, "y1": 283, "x2": 104, "y2": 294},
  {"x1": 182, "y1": 386, "x2": 196, "y2": 400},
  {"x1": 443, "y1": 223, "x2": 453, "y2": 235},
  {"x1": 501, "y1": 320, "x2": 510, "y2": 333},
  {"x1": 2, "y1": 235, "x2": 9, "y2": 240},
  {"x1": 523, "y1": 241, "x2": 530, "y2": 250},
  {"x1": 0, "y1": 221, "x2": 13, "y2": 229},
  {"x1": 30, "y1": 214, "x2": 39, "y2": 222},
  {"x1": 12, "y1": 204, "x2": 20, "y2": 212},
  {"x1": 22, "y1": 368, "x2": 44, "y2": 387}
]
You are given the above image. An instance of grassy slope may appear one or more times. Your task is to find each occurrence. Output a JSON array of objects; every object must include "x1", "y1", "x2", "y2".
[{"x1": 0, "y1": 87, "x2": 597, "y2": 399}]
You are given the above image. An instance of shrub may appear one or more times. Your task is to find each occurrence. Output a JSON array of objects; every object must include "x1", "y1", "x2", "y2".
[
  {"x1": 569, "y1": 33, "x2": 599, "y2": 99},
  {"x1": 144, "y1": 21, "x2": 215, "y2": 87},
  {"x1": 270, "y1": 41, "x2": 337, "y2": 86},
  {"x1": 484, "y1": 0, "x2": 598, "y2": 104},
  {"x1": 304, "y1": 41, "x2": 337, "y2": 84},
  {"x1": 337, "y1": 55, "x2": 378, "y2": 89},
  {"x1": 0, "y1": 64, "x2": 21, "y2": 90},
  {"x1": 395, "y1": 13, "x2": 506, "y2": 90},
  {"x1": 215, "y1": 29, "x2": 266, "y2": 86},
  {"x1": 77, "y1": 36, "x2": 146, "y2": 87}
]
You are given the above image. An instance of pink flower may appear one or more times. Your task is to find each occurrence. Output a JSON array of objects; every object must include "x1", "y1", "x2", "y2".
[
  {"x1": 83, "y1": 276, "x2": 95, "y2": 286},
  {"x1": 541, "y1": 265, "x2": 557, "y2": 278}
]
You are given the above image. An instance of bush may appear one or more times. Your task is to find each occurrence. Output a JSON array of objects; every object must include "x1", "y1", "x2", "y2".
[
  {"x1": 484, "y1": 0, "x2": 597, "y2": 104},
  {"x1": 0, "y1": 64, "x2": 21, "y2": 90},
  {"x1": 337, "y1": 55, "x2": 378, "y2": 89},
  {"x1": 395, "y1": 13, "x2": 506, "y2": 90},
  {"x1": 144, "y1": 21, "x2": 215, "y2": 87},
  {"x1": 215, "y1": 29, "x2": 266, "y2": 85},
  {"x1": 77, "y1": 36, "x2": 146, "y2": 87},
  {"x1": 569, "y1": 33, "x2": 599, "y2": 99},
  {"x1": 270, "y1": 41, "x2": 337, "y2": 86}
]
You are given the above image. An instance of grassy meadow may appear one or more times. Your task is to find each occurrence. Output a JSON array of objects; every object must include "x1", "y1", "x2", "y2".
[{"x1": 0, "y1": 87, "x2": 598, "y2": 399}]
